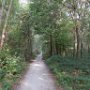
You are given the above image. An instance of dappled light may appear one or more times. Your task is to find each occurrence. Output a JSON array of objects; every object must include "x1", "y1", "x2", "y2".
[
  {"x1": 22, "y1": 82, "x2": 31, "y2": 87},
  {"x1": 33, "y1": 63, "x2": 43, "y2": 67},
  {"x1": 19, "y1": 0, "x2": 28, "y2": 6}
]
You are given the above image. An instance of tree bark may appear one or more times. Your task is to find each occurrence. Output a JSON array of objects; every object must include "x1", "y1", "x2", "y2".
[
  {"x1": 73, "y1": 29, "x2": 76, "y2": 57},
  {"x1": 55, "y1": 42, "x2": 59, "y2": 55},
  {"x1": 0, "y1": 0, "x2": 13, "y2": 49},
  {"x1": 80, "y1": 40, "x2": 83, "y2": 58},
  {"x1": 75, "y1": 26, "x2": 80, "y2": 58},
  {"x1": 49, "y1": 34, "x2": 53, "y2": 56},
  {"x1": 0, "y1": 0, "x2": 5, "y2": 27}
]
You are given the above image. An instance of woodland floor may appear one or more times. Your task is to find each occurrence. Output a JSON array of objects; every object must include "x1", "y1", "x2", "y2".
[{"x1": 13, "y1": 55, "x2": 62, "y2": 90}]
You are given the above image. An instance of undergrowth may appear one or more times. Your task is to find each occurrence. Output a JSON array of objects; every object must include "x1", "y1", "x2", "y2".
[
  {"x1": 46, "y1": 55, "x2": 90, "y2": 90},
  {"x1": 0, "y1": 48, "x2": 27, "y2": 90}
]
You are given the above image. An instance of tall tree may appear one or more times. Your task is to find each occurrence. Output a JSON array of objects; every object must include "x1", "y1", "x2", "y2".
[{"x1": 0, "y1": 0, "x2": 13, "y2": 48}]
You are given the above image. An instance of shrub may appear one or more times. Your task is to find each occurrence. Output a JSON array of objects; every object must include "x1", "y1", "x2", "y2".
[
  {"x1": 0, "y1": 48, "x2": 26, "y2": 90},
  {"x1": 46, "y1": 55, "x2": 90, "y2": 90}
]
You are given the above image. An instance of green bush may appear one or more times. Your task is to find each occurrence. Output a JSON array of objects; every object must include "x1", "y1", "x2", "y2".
[
  {"x1": 0, "y1": 48, "x2": 26, "y2": 90},
  {"x1": 46, "y1": 55, "x2": 90, "y2": 90}
]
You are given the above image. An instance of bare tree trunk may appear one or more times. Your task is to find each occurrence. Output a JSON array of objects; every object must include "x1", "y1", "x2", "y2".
[
  {"x1": 80, "y1": 40, "x2": 83, "y2": 58},
  {"x1": 59, "y1": 45, "x2": 62, "y2": 55},
  {"x1": 49, "y1": 34, "x2": 53, "y2": 56},
  {"x1": 88, "y1": 45, "x2": 90, "y2": 55},
  {"x1": 24, "y1": 22, "x2": 33, "y2": 61},
  {"x1": 0, "y1": 0, "x2": 13, "y2": 49},
  {"x1": 76, "y1": 26, "x2": 80, "y2": 58},
  {"x1": 52, "y1": 36, "x2": 57, "y2": 55},
  {"x1": 73, "y1": 28, "x2": 76, "y2": 58},
  {"x1": 55, "y1": 41, "x2": 59, "y2": 55},
  {"x1": 0, "y1": 0, "x2": 5, "y2": 27}
]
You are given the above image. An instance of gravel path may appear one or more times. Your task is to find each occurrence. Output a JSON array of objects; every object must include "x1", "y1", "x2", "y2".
[{"x1": 14, "y1": 55, "x2": 62, "y2": 90}]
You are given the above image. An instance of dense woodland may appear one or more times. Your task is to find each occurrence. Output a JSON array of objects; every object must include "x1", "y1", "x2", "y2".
[{"x1": 0, "y1": 0, "x2": 90, "y2": 90}]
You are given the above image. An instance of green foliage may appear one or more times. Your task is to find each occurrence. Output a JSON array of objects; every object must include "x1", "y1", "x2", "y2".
[
  {"x1": 46, "y1": 55, "x2": 90, "y2": 90},
  {"x1": 29, "y1": 0, "x2": 75, "y2": 57},
  {"x1": 1, "y1": 81, "x2": 11, "y2": 90},
  {"x1": 8, "y1": 28, "x2": 22, "y2": 56},
  {"x1": 0, "y1": 48, "x2": 26, "y2": 90},
  {"x1": 0, "y1": 0, "x2": 29, "y2": 90}
]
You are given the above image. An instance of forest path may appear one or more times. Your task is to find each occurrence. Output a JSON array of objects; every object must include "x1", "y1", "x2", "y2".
[{"x1": 14, "y1": 55, "x2": 62, "y2": 90}]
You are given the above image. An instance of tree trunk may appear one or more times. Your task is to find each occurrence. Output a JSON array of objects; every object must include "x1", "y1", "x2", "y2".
[
  {"x1": 88, "y1": 45, "x2": 90, "y2": 55},
  {"x1": 25, "y1": 23, "x2": 33, "y2": 61},
  {"x1": 49, "y1": 34, "x2": 53, "y2": 56},
  {"x1": 0, "y1": 0, "x2": 13, "y2": 49},
  {"x1": 73, "y1": 29, "x2": 76, "y2": 58},
  {"x1": 55, "y1": 42, "x2": 59, "y2": 55},
  {"x1": 80, "y1": 40, "x2": 83, "y2": 58},
  {"x1": 76, "y1": 26, "x2": 80, "y2": 58},
  {"x1": 0, "y1": 0, "x2": 5, "y2": 27}
]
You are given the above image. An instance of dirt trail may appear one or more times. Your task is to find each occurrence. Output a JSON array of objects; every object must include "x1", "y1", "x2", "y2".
[{"x1": 14, "y1": 55, "x2": 62, "y2": 90}]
